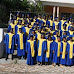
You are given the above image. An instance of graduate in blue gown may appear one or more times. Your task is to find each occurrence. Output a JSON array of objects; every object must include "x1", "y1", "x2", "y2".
[
  {"x1": 36, "y1": 33, "x2": 47, "y2": 66},
  {"x1": 26, "y1": 35, "x2": 37, "y2": 65},
  {"x1": 66, "y1": 35, "x2": 74, "y2": 66},
  {"x1": 52, "y1": 36, "x2": 61, "y2": 66},
  {"x1": 60, "y1": 37, "x2": 67, "y2": 66},
  {"x1": 15, "y1": 19, "x2": 22, "y2": 34},
  {"x1": 4, "y1": 29, "x2": 15, "y2": 60},
  {"x1": 15, "y1": 28, "x2": 26, "y2": 59},
  {"x1": 8, "y1": 19, "x2": 16, "y2": 33},
  {"x1": 45, "y1": 35, "x2": 53, "y2": 65}
]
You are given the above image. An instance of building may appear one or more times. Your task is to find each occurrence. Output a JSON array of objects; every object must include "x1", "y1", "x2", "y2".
[{"x1": 39, "y1": 0, "x2": 74, "y2": 20}]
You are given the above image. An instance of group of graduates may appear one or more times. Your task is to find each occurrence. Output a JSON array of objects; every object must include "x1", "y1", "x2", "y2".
[{"x1": 4, "y1": 12, "x2": 74, "y2": 67}]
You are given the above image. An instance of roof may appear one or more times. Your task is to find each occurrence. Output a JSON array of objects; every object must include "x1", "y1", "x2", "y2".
[{"x1": 40, "y1": 0, "x2": 74, "y2": 7}]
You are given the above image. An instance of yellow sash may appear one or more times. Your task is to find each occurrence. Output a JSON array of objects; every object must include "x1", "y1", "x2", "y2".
[
  {"x1": 54, "y1": 21, "x2": 59, "y2": 30},
  {"x1": 17, "y1": 25, "x2": 22, "y2": 33},
  {"x1": 37, "y1": 17, "x2": 41, "y2": 21},
  {"x1": 62, "y1": 41, "x2": 67, "y2": 59},
  {"x1": 14, "y1": 20, "x2": 17, "y2": 25},
  {"x1": 54, "y1": 35, "x2": 58, "y2": 42},
  {"x1": 61, "y1": 20, "x2": 66, "y2": 30},
  {"x1": 69, "y1": 21, "x2": 71, "y2": 25},
  {"x1": 46, "y1": 40, "x2": 52, "y2": 58},
  {"x1": 37, "y1": 32, "x2": 41, "y2": 40},
  {"x1": 57, "y1": 42, "x2": 61, "y2": 57},
  {"x1": 17, "y1": 17, "x2": 20, "y2": 21},
  {"x1": 69, "y1": 31, "x2": 74, "y2": 35},
  {"x1": 28, "y1": 40, "x2": 35, "y2": 57},
  {"x1": 27, "y1": 18, "x2": 29, "y2": 23},
  {"x1": 66, "y1": 23, "x2": 70, "y2": 31},
  {"x1": 42, "y1": 19, "x2": 46, "y2": 26},
  {"x1": 48, "y1": 20, "x2": 53, "y2": 26},
  {"x1": 18, "y1": 33, "x2": 23, "y2": 50},
  {"x1": 68, "y1": 41, "x2": 73, "y2": 59},
  {"x1": 8, "y1": 33, "x2": 14, "y2": 49},
  {"x1": 10, "y1": 23, "x2": 15, "y2": 34},
  {"x1": 33, "y1": 19, "x2": 36, "y2": 22},
  {"x1": 38, "y1": 39, "x2": 46, "y2": 56},
  {"x1": 25, "y1": 27, "x2": 30, "y2": 36},
  {"x1": 31, "y1": 22, "x2": 35, "y2": 26}
]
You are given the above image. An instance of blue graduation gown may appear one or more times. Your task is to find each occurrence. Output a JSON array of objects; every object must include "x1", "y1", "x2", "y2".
[
  {"x1": 15, "y1": 33, "x2": 26, "y2": 56},
  {"x1": 52, "y1": 41, "x2": 61, "y2": 63},
  {"x1": 66, "y1": 41, "x2": 74, "y2": 66},
  {"x1": 45, "y1": 41, "x2": 53, "y2": 62},
  {"x1": 60, "y1": 42, "x2": 67, "y2": 65},
  {"x1": 4, "y1": 33, "x2": 15, "y2": 54},
  {"x1": 26, "y1": 40, "x2": 37, "y2": 65},
  {"x1": 36, "y1": 39, "x2": 47, "y2": 62}
]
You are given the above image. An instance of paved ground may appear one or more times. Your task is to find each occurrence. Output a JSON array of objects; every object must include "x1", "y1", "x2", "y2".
[{"x1": 0, "y1": 59, "x2": 74, "y2": 74}]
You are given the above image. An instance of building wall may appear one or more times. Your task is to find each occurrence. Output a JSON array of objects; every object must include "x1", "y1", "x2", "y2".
[{"x1": 44, "y1": 5, "x2": 74, "y2": 18}]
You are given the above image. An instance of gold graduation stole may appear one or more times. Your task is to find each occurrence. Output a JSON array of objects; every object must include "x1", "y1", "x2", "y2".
[
  {"x1": 57, "y1": 42, "x2": 61, "y2": 57},
  {"x1": 61, "y1": 20, "x2": 66, "y2": 30},
  {"x1": 69, "y1": 31, "x2": 74, "y2": 35},
  {"x1": 21, "y1": 18, "x2": 24, "y2": 25},
  {"x1": 48, "y1": 20, "x2": 53, "y2": 26},
  {"x1": 28, "y1": 40, "x2": 35, "y2": 57},
  {"x1": 37, "y1": 32, "x2": 41, "y2": 40},
  {"x1": 62, "y1": 41, "x2": 67, "y2": 59},
  {"x1": 54, "y1": 35, "x2": 58, "y2": 42},
  {"x1": 31, "y1": 22, "x2": 35, "y2": 26},
  {"x1": 46, "y1": 40, "x2": 52, "y2": 58},
  {"x1": 27, "y1": 18, "x2": 30, "y2": 23},
  {"x1": 65, "y1": 23, "x2": 70, "y2": 31},
  {"x1": 33, "y1": 19, "x2": 36, "y2": 22},
  {"x1": 10, "y1": 23, "x2": 15, "y2": 34},
  {"x1": 8, "y1": 33, "x2": 14, "y2": 49},
  {"x1": 25, "y1": 27, "x2": 30, "y2": 36},
  {"x1": 17, "y1": 25, "x2": 22, "y2": 33},
  {"x1": 37, "y1": 17, "x2": 41, "y2": 21},
  {"x1": 69, "y1": 21, "x2": 71, "y2": 25},
  {"x1": 38, "y1": 39, "x2": 46, "y2": 56},
  {"x1": 45, "y1": 27, "x2": 50, "y2": 32},
  {"x1": 68, "y1": 41, "x2": 73, "y2": 59},
  {"x1": 54, "y1": 21, "x2": 59, "y2": 30},
  {"x1": 18, "y1": 33, "x2": 23, "y2": 50},
  {"x1": 14, "y1": 20, "x2": 17, "y2": 25},
  {"x1": 17, "y1": 17, "x2": 20, "y2": 21},
  {"x1": 42, "y1": 19, "x2": 46, "y2": 26}
]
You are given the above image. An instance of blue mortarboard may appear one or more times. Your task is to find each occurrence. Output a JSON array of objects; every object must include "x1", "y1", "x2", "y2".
[
  {"x1": 40, "y1": 20, "x2": 45, "y2": 24},
  {"x1": 27, "y1": 14, "x2": 29, "y2": 16},
  {"x1": 67, "y1": 18, "x2": 69, "y2": 20},
  {"x1": 30, "y1": 34, "x2": 34, "y2": 37},
  {"x1": 22, "y1": 13, "x2": 24, "y2": 16},
  {"x1": 35, "y1": 19, "x2": 39, "y2": 22},
  {"x1": 11, "y1": 19, "x2": 15, "y2": 21},
  {"x1": 52, "y1": 36, "x2": 56, "y2": 40},
  {"x1": 70, "y1": 17, "x2": 72, "y2": 19},
  {"x1": 69, "y1": 35, "x2": 73, "y2": 38},
  {"x1": 63, "y1": 35, "x2": 67, "y2": 38},
  {"x1": 18, "y1": 19, "x2": 22, "y2": 21},
  {"x1": 55, "y1": 17, "x2": 58, "y2": 19},
  {"x1": 50, "y1": 16, "x2": 52, "y2": 18}
]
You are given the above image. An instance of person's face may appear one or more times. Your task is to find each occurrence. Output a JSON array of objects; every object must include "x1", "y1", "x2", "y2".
[
  {"x1": 19, "y1": 29, "x2": 22, "y2": 33},
  {"x1": 63, "y1": 26, "x2": 66, "y2": 29},
  {"x1": 63, "y1": 38, "x2": 66, "y2": 42},
  {"x1": 70, "y1": 38, "x2": 73, "y2": 41},
  {"x1": 50, "y1": 27, "x2": 52, "y2": 30},
  {"x1": 17, "y1": 13, "x2": 19, "y2": 17},
  {"x1": 43, "y1": 28, "x2": 45, "y2": 31},
  {"x1": 19, "y1": 21, "x2": 22, "y2": 25},
  {"x1": 30, "y1": 37, "x2": 33, "y2": 40},
  {"x1": 39, "y1": 29, "x2": 41, "y2": 32},
  {"x1": 12, "y1": 21, "x2": 14, "y2": 24},
  {"x1": 22, "y1": 15, "x2": 24, "y2": 18},
  {"x1": 32, "y1": 31, "x2": 35, "y2": 35},
  {"x1": 10, "y1": 30, "x2": 13, "y2": 33},
  {"x1": 70, "y1": 18, "x2": 72, "y2": 21},
  {"x1": 27, "y1": 15, "x2": 29, "y2": 18},
  {"x1": 34, "y1": 16, "x2": 37, "y2": 19},
  {"x1": 70, "y1": 28, "x2": 73, "y2": 31},
  {"x1": 41, "y1": 35, "x2": 44, "y2": 39},
  {"x1": 63, "y1": 32, "x2": 67, "y2": 35},
  {"x1": 48, "y1": 37, "x2": 51, "y2": 40},
  {"x1": 41, "y1": 23, "x2": 44, "y2": 26},
  {"x1": 58, "y1": 37, "x2": 61, "y2": 42},
  {"x1": 36, "y1": 22, "x2": 39, "y2": 24},
  {"x1": 62, "y1": 17, "x2": 64, "y2": 20},
  {"x1": 56, "y1": 32, "x2": 59, "y2": 35},
  {"x1": 47, "y1": 24, "x2": 49, "y2": 28},
  {"x1": 35, "y1": 25, "x2": 37, "y2": 29},
  {"x1": 27, "y1": 24, "x2": 29, "y2": 27}
]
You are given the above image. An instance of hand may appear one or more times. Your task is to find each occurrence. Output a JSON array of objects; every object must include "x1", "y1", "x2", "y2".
[
  {"x1": 60, "y1": 52, "x2": 62, "y2": 54},
  {"x1": 44, "y1": 50, "x2": 46, "y2": 52},
  {"x1": 66, "y1": 52, "x2": 68, "y2": 54},
  {"x1": 53, "y1": 51, "x2": 54, "y2": 53},
  {"x1": 26, "y1": 51, "x2": 28, "y2": 53}
]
